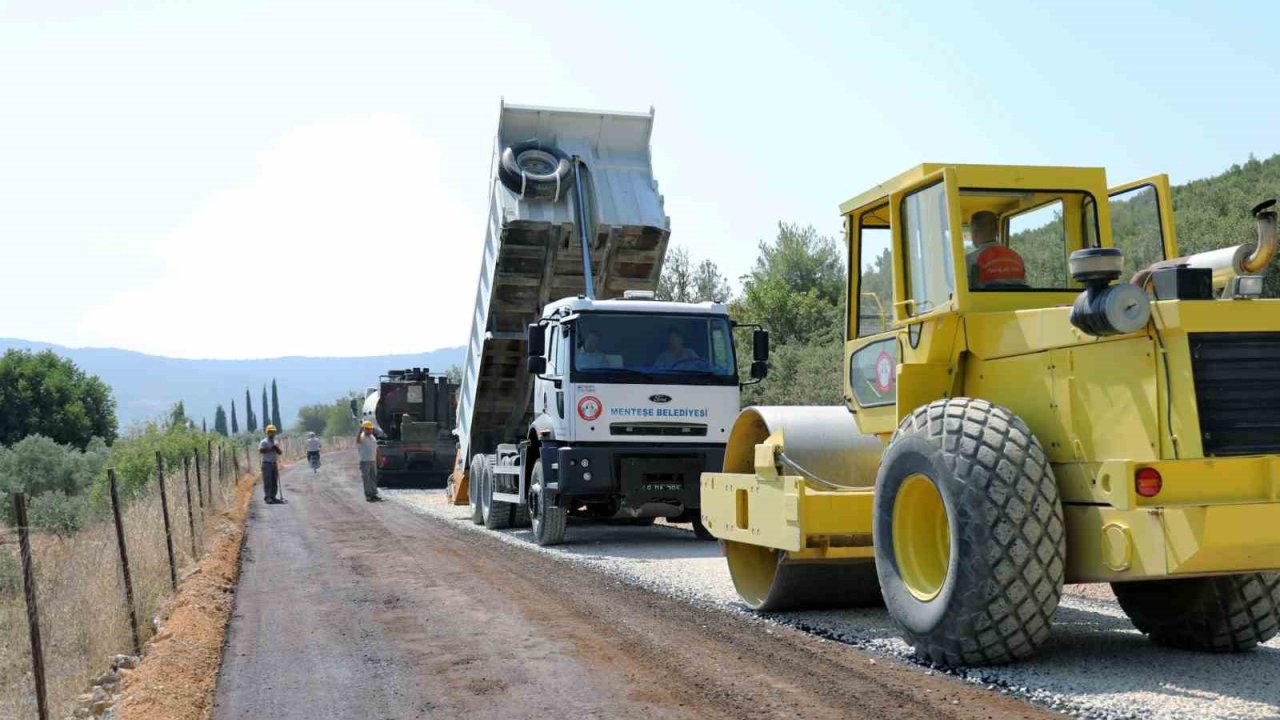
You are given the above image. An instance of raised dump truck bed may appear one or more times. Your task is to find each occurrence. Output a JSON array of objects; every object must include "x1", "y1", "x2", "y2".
[{"x1": 453, "y1": 102, "x2": 671, "y2": 495}]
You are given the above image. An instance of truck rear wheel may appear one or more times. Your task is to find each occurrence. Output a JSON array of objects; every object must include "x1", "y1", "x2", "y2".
[
  {"x1": 529, "y1": 460, "x2": 566, "y2": 546},
  {"x1": 480, "y1": 457, "x2": 513, "y2": 529},
  {"x1": 1113, "y1": 573, "x2": 1280, "y2": 651},
  {"x1": 468, "y1": 455, "x2": 484, "y2": 525},
  {"x1": 873, "y1": 398, "x2": 1065, "y2": 666}
]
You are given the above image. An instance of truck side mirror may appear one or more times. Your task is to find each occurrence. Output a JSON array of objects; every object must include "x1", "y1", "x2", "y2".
[
  {"x1": 526, "y1": 323, "x2": 545, "y2": 357},
  {"x1": 752, "y1": 328, "x2": 769, "y2": 363},
  {"x1": 750, "y1": 360, "x2": 768, "y2": 380},
  {"x1": 349, "y1": 398, "x2": 359, "y2": 419},
  {"x1": 527, "y1": 356, "x2": 547, "y2": 374}
]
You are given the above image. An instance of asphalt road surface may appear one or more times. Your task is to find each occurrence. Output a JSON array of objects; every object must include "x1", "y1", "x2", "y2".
[{"x1": 211, "y1": 452, "x2": 1051, "y2": 720}]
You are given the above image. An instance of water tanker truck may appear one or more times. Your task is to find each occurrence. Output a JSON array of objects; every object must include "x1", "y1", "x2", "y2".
[
  {"x1": 353, "y1": 368, "x2": 458, "y2": 487},
  {"x1": 450, "y1": 102, "x2": 768, "y2": 545}
]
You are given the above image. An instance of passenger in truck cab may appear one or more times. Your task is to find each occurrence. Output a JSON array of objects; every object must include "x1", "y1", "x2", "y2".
[
  {"x1": 577, "y1": 330, "x2": 608, "y2": 369},
  {"x1": 654, "y1": 327, "x2": 699, "y2": 368},
  {"x1": 966, "y1": 210, "x2": 1027, "y2": 289}
]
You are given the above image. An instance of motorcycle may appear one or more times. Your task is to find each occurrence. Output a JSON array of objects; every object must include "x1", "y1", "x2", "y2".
[{"x1": 307, "y1": 451, "x2": 321, "y2": 473}]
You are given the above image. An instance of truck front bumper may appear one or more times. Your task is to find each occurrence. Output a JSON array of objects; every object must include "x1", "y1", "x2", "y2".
[{"x1": 548, "y1": 444, "x2": 725, "y2": 510}]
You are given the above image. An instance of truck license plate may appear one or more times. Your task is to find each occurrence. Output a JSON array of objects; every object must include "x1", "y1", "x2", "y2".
[{"x1": 643, "y1": 482, "x2": 682, "y2": 492}]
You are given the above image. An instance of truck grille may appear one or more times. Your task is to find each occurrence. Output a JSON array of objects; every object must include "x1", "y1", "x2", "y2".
[
  {"x1": 1189, "y1": 332, "x2": 1280, "y2": 456},
  {"x1": 610, "y1": 423, "x2": 707, "y2": 437}
]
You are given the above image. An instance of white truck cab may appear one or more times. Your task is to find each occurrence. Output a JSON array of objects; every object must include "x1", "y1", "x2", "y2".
[{"x1": 521, "y1": 292, "x2": 760, "y2": 535}]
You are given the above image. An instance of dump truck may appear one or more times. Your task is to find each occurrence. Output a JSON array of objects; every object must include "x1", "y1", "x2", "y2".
[
  {"x1": 702, "y1": 163, "x2": 1280, "y2": 666},
  {"x1": 353, "y1": 368, "x2": 457, "y2": 486},
  {"x1": 450, "y1": 101, "x2": 768, "y2": 545}
]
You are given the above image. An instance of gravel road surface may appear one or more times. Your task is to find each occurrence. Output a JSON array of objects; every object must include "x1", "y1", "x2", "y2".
[
  {"x1": 212, "y1": 452, "x2": 1050, "y2": 720},
  {"x1": 387, "y1": 480, "x2": 1280, "y2": 720}
]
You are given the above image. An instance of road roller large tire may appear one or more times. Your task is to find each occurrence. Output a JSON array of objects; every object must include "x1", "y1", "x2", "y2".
[
  {"x1": 873, "y1": 398, "x2": 1065, "y2": 666},
  {"x1": 724, "y1": 541, "x2": 882, "y2": 612},
  {"x1": 529, "y1": 460, "x2": 566, "y2": 546},
  {"x1": 1112, "y1": 573, "x2": 1280, "y2": 652},
  {"x1": 468, "y1": 455, "x2": 485, "y2": 525}
]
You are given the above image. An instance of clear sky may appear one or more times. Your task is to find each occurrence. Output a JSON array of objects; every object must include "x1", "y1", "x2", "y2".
[{"x1": 2, "y1": 0, "x2": 1275, "y2": 359}]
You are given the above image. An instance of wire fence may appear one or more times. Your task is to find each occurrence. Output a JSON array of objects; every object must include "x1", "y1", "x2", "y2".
[{"x1": 0, "y1": 435, "x2": 346, "y2": 720}]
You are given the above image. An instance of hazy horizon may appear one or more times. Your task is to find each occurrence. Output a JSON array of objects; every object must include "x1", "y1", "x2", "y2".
[{"x1": 5, "y1": 1, "x2": 1278, "y2": 359}]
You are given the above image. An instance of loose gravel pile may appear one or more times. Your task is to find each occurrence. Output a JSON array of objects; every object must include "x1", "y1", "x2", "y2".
[{"x1": 385, "y1": 488, "x2": 1280, "y2": 720}]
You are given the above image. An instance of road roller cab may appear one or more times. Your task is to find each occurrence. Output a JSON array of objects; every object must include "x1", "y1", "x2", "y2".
[{"x1": 701, "y1": 163, "x2": 1280, "y2": 666}]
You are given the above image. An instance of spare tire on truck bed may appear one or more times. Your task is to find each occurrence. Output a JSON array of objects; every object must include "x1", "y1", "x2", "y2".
[{"x1": 498, "y1": 141, "x2": 574, "y2": 200}]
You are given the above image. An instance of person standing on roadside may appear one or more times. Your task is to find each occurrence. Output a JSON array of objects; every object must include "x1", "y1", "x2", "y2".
[
  {"x1": 356, "y1": 420, "x2": 381, "y2": 502},
  {"x1": 259, "y1": 424, "x2": 285, "y2": 504}
]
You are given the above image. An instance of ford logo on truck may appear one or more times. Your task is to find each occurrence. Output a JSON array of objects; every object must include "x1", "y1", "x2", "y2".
[{"x1": 649, "y1": 394, "x2": 672, "y2": 403}]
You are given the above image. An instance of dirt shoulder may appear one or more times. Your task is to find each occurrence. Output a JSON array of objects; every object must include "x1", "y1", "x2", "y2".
[{"x1": 116, "y1": 469, "x2": 257, "y2": 720}]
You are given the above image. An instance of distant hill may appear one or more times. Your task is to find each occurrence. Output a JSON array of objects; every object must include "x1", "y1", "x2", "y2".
[{"x1": 0, "y1": 339, "x2": 466, "y2": 432}]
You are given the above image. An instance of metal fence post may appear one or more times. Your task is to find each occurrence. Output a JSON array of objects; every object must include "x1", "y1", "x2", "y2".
[
  {"x1": 193, "y1": 449, "x2": 204, "y2": 510},
  {"x1": 14, "y1": 493, "x2": 50, "y2": 720},
  {"x1": 182, "y1": 456, "x2": 198, "y2": 556},
  {"x1": 107, "y1": 469, "x2": 141, "y2": 654},
  {"x1": 155, "y1": 452, "x2": 178, "y2": 590},
  {"x1": 206, "y1": 439, "x2": 213, "y2": 504}
]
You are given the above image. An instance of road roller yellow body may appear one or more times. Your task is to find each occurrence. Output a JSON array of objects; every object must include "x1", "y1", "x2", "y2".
[{"x1": 702, "y1": 163, "x2": 1280, "y2": 666}]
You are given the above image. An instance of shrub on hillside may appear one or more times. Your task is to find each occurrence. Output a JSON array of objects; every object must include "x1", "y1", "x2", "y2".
[
  {"x1": 0, "y1": 349, "x2": 117, "y2": 448},
  {"x1": 0, "y1": 435, "x2": 108, "y2": 530},
  {"x1": 28, "y1": 490, "x2": 94, "y2": 536},
  {"x1": 104, "y1": 422, "x2": 218, "y2": 500}
]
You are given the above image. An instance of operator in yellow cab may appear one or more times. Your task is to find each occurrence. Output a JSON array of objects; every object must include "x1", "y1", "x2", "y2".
[
  {"x1": 356, "y1": 421, "x2": 382, "y2": 502},
  {"x1": 966, "y1": 210, "x2": 1027, "y2": 288}
]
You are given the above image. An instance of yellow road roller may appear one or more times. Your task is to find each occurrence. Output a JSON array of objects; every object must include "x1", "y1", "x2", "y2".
[{"x1": 702, "y1": 164, "x2": 1280, "y2": 666}]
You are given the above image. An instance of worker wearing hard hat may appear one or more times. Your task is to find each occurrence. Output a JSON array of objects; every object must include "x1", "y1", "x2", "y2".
[
  {"x1": 356, "y1": 420, "x2": 381, "y2": 502},
  {"x1": 259, "y1": 425, "x2": 285, "y2": 504}
]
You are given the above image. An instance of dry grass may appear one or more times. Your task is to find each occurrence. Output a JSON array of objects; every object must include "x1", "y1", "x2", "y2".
[{"x1": 0, "y1": 451, "x2": 241, "y2": 720}]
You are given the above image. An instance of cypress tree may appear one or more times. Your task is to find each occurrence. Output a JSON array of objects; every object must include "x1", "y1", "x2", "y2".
[
  {"x1": 230, "y1": 400, "x2": 240, "y2": 434},
  {"x1": 214, "y1": 405, "x2": 229, "y2": 436},
  {"x1": 245, "y1": 388, "x2": 257, "y2": 432},
  {"x1": 262, "y1": 386, "x2": 270, "y2": 429},
  {"x1": 271, "y1": 379, "x2": 282, "y2": 431},
  {"x1": 201, "y1": 418, "x2": 207, "y2": 433}
]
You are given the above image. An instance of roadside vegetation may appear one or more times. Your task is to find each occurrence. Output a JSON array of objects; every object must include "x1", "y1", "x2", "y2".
[
  {"x1": 0, "y1": 350, "x2": 244, "y2": 536},
  {"x1": 295, "y1": 392, "x2": 364, "y2": 437}
]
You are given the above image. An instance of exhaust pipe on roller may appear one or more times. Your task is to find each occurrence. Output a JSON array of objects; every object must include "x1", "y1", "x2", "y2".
[{"x1": 1181, "y1": 199, "x2": 1277, "y2": 291}]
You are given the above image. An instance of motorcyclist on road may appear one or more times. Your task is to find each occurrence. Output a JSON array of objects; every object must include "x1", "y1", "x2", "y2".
[{"x1": 305, "y1": 432, "x2": 322, "y2": 472}]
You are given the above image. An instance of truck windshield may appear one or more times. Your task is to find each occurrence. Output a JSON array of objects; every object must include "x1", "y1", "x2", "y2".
[{"x1": 571, "y1": 313, "x2": 737, "y2": 384}]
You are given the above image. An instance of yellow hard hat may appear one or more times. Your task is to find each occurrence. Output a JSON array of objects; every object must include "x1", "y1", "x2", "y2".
[
  {"x1": 265, "y1": 424, "x2": 277, "y2": 432},
  {"x1": 361, "y1": 421, "x2": 374, "y2": 429}
]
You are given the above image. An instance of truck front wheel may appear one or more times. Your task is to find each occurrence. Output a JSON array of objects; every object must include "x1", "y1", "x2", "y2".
[
  {"x1": 1113, "y1": 573, "x2": 1280, "y2": 651},
  {"x1": 873, "y1": 398, "x2": 1065, "y2": 666},
  {"x1": 529, "y1": 460, "x2": 566, "y2": 546}
]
